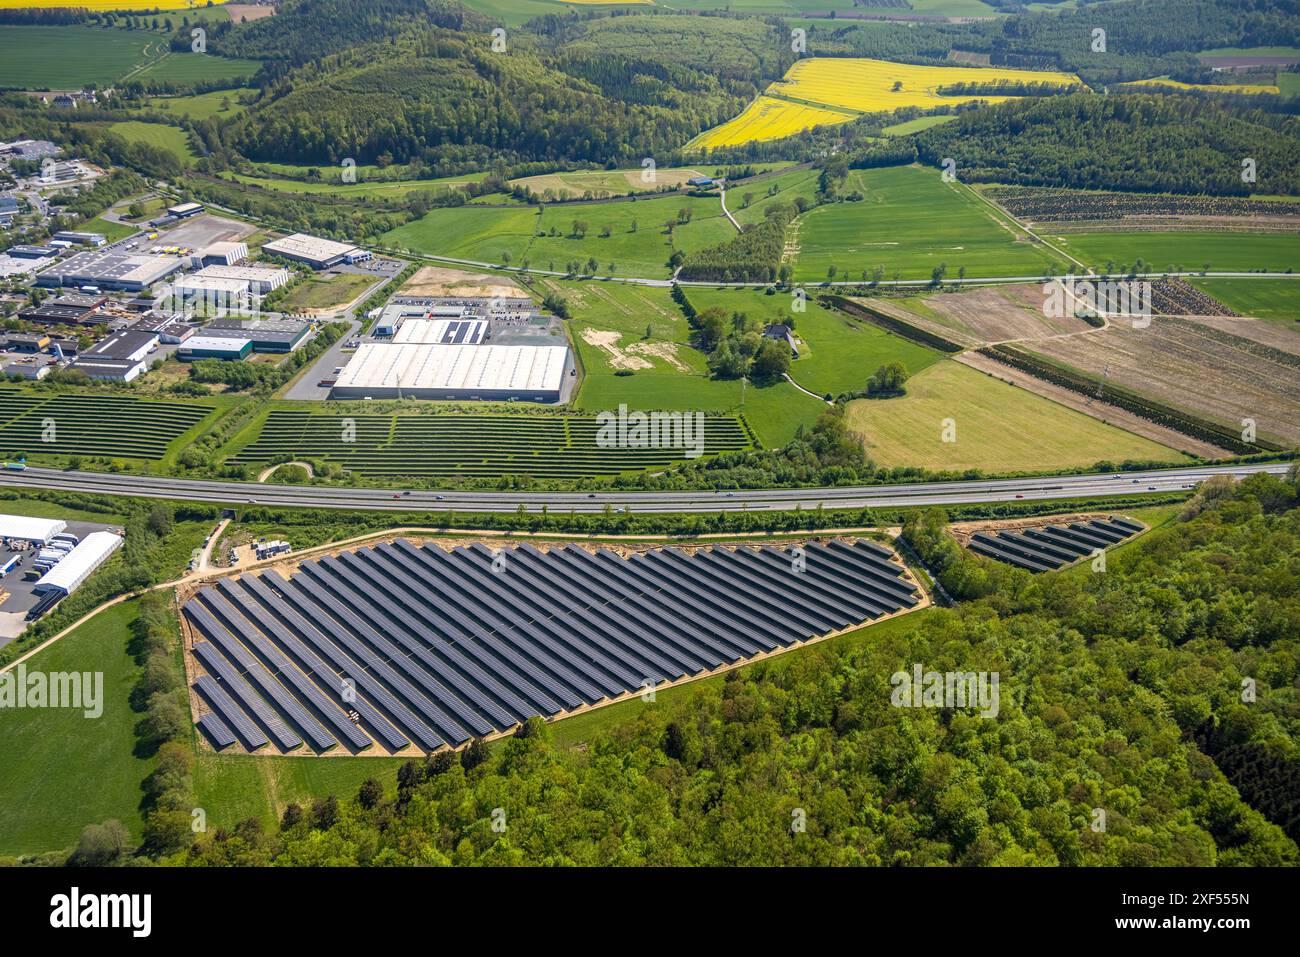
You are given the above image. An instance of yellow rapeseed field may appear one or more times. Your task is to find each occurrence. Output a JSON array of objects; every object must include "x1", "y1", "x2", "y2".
[
  {"x1": 0, "y1": 0, "x2": 209, "y2": 8},
  {"x1": 1123, "y1": 77, "x2": 1279, "y2": 95},
  {"x1": 688, "y1": 96, "x2": 858, "y2": 150},
  {"x1": 692, "y1": 57, "x2": 1082, "y2": 149}
]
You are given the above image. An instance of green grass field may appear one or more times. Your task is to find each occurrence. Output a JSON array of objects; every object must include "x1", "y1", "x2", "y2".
[
  {"x1": 105, "y1": 120, "x2": 196, "y2": 164},
  {"x1": 881, "y1": 114, "x2": 960, "y2": 137},
  {"x1": 222, "y1": 170, "x2": 480, "y2": 200},
  {"x1": 685, "y1": 286, "x2": 943, "y2": 397},
  {"x1": 275, "y1": 273, "x2": 375, "y2": 313},
  {"x1": 79, "y1": 215, "x2": 137, "y2": 243},
  {"x1": 148, "y1": 88, "x2": 251, "y2": 121},
  {"x1": 0, "y1": 25, "x2": 157, "y2": 88},
  {"x1": 791, "y1": 166, "x2": 1060, "y2": 282},
  {"x1": 382, "y1": 205, "x2": 540, "y2": 264},
  {"x1": 1188, "y1": 278, "x2": 1300, "y2": 325},
  {"x1": 130, "y1": 51, "x2": 262, "y2": 85},
  {"x1": 0, "y1": 600, "x2": 152, "y2": 857},
  {"x1": 844, "y1": 360, "x2": 1189, "y2": 472},
  {"x1": 1056, "y1": 232, "x2": 1300, "y2": 274}
]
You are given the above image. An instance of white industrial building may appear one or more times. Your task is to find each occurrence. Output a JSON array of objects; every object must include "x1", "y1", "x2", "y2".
[
  {"x1": 33, "y1": 531, "x2": 123, "y2": 596},
  {"x1": 331, "y1": 341, "x2": 570, "y2": 401},
  {"x1": 171, "y1": 274, "x2": 252, "y2": 309},
  {"x1": 393, "y1": 317, "x2": 488, "y2": 346},
  {"x1": 197, "y1": 241, "x2": 249, "y2": 267},
  {"x1": 193, "y1": 263, "x2": 289, "y2": 294},
  {"x1": 0, "y1": 514, "x2": 67, "y2": 545},
  {"x1": 261, "y1": 233, "x2": 368, "y2": 269},
  {"x1": 37, "y1": 250, "x2": 185, "y2": 292}
]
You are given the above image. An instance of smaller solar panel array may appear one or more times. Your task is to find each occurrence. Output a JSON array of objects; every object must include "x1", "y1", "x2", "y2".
[
  {"x1": 183, "y1": 538, "x2": 920, "y2": 754},
  {"x1": 966, "y1": 517, "x2": 1144, "y2": 572}
]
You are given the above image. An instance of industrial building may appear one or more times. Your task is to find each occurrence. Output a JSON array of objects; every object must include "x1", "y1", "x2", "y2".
[
  {"x1": 171, "y1": 274, "x2": 253, "y2": 310},
  {"x1": 17, "y1": 294, "x2": 108, "y2": 327},
  {"x1": 4, "y1": 333, "x2": 50, "y2": 353},
  {"x1": 197, "y1": 241, "x2": 249, "y2": 266},
  {"x1": 0, "y1": 254, "x2": 53, "y2": 278},
  {"x1": 331, "y1": 340, "x2": 570, "y2": 402},
  {"x1": 167, "y1": 201, "x2": 205, "y2": 219},
  {"x1": 37, "y1": 249, "x2": 185, "y2": 292},
  {"x1": 178, "y1": 336, "x2": 253, "y2": 361},
  {"x1": 193, "y1": 263, "x2": 289, "y2": 294},
  {"x1": 34, "y1": 531, "x2": 123, "y2": 596},
  {"x1": 128, "y1": 314, "x2": 197, "y2": 343},
  {"x1": 204, "y1": 318, "x2": 311, "y2": 353},
  {"x1": 0, "y1": 514, "x2": 67, "y2": 546},
  {"x1": 261, "y1": 233, "x2": 369, "y2": 270},
  {"x1": 5, "y1": 244, "x2": 59, "y2": 260},
  {"x1": 68, "y1": 329, "x2": 159, "y2": 382},
  {"x1": 52, "y1": 230, "x2": 106, "y2": 247}
]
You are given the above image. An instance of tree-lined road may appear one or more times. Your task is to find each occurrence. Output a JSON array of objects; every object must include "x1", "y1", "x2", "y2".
[{"x1": 1, "y1": 463, "x2": 1288, "y2": 514}]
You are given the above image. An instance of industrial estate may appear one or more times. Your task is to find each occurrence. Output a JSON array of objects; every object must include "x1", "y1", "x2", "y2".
[{"x1": 0, "y1": 0, "x2": 1296, "y2": 907}]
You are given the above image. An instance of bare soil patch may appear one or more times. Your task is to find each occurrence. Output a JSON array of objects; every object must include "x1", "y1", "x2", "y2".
[{"x1": 398, "y1": 265, "x2": 522, "y2": 299}]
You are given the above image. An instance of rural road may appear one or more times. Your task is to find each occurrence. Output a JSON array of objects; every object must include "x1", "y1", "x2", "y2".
[{"x1": 2, "y1": 463, "x2": 1289, "y2": 514}]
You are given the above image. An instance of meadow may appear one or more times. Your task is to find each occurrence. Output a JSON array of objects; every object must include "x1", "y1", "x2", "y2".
[
  {"x1": 381, "y1": 205, "x2": 540, "y2": 264},
  {"x1": 223, "y1": 171, "x2": 476, "y2": 199},
  {"x1": 106, "y1": 120, "x2": 196, "y2": 163},
  {"x1": 275, "y1": 273, "x2": 376, "y2": 313},
  {"x1": 0, "y1": 24, "x2": 156, "y2": 88},
  {"x1": 791, "y1": 166, "x2": 1060, "y2": 281},
  {"x1": 691, "y1": 56, "x2": 1080, "y2": 148},
  {"x1": 1189, "y1": 278, "x2": 1300, "y2": 324},
  {"x1": 130, "y1": 51, "x2": 262, "y2": 84},
  {"x1": 685, "y1": 286, "x2": 942, "y2": 397},
  {"x1": 844, "y1": 360, "x2": 1188, "y2": 472},
  {"x1": 0, "y1": 0, "x2": 216, "y2": 8},
  {"x1": 147, "y1": 88, "x2": 250, "y2": 121},
  {"x1": 510, "y1": 166, "x2": 711, "y2": 198},
  {"x1": 1058, "y1": 231, "x2": 1300, "y2": 274},
  {"x1": 1122, "y1": 77, "x2": 1279, "y2": 94}
]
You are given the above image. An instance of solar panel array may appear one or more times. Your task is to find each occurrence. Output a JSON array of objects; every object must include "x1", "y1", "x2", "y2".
[
  {"x1": 183, "y1": 538, "x2": 920, "y2": 754},
  {"x1": 966, "y1": 517, "x2": 1144, "y2": 572}
]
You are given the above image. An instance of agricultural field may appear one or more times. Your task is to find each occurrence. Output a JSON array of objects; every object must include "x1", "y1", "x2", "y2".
[
  {"x1": 1189, "y1": 278, "x2": 1300, "y2": 325},
  {"x1": 881, "y1": 114, "x2": 959, "y2": 137},
  {"x1": 509, "y1": 166, "x2": 709, "y2": 198},
  {"x1": 852, "y1": 282, "x2": 1097, "y2": 350},
  {"x1": 221, "y1": 170, "x2": 480, "y2": 200},
  {"x1": 0, "y1": 0, "x2": 215, "y2": 8},
  {"x1": 381, "y1": 205, "x2": 540, "y2": 265},
  {"x1": 844, "y1": 361, "x2": 1188, "y2": 472},
  {"x1": 686, "y1": 286, "x2": 942, "y2": 396},
  {"x1": 0, "y1": 25, "x2": 157, "y2": 88},
  {"x1": 1022, "y1": 314, "x2": 1300, "y2": 446},
  {"x1": 983, "y1": 185, "x2": 1300, "y2": 230},
  {"x1": 130, "y1": 51, "x2": 263, "y2": 84},
  {"x1": 225, "y1": 408, "x2": 753, "y2": 479},
  {"x1": 691, "y1": 57, "x2": 1080, "y2": 148},
  {"x1": 1057, "y1": 231, "x2": 1300, "y2": 274},
  {"x1": 0, "y1": 390, "x2": 214, "y2": 463},
  {"x1": 1122, "y1": 77, "x2": 1280, "y2": 94},
  {"x1": 790, "y1": 166, "x2": 1060, "y2": 281},
  {"x1": 104, "y1": 120, "x2": 196, "y2": 164}
]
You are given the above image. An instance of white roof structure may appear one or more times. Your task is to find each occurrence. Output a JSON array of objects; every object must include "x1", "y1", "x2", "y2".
[
  {"x1": 182, "y1": 335, "x2": 252, "y2": 353},
  {"x1": 194, "y1": 264, "x2": 288, "y2": 291},
  {"x1": 262, "y1": 233, "x2": 357, "y2": 264},
  {"x1": 393, "y1": 318, "x2": 488, "y2": 345},
  {"x1": 35, "y1": 531, "x2": 123, "y2": 594},
  {"x1": 174, "y1": 275, "x2": 251, "y2": 295},
  {"x1": 334, "y1": 342, "x2": 567, "y2": 395},
  {"x1": 0, "y1": 514, "x2": 67, "y2": 544}
]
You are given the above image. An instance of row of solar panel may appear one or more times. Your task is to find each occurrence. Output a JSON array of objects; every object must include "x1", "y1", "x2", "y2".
[
  {"x1": 185, "y1": 538, "x2": 919, "y2": 754},
  {"x1": 967, "y1": 517, "x2": 1143, "y2": 572}
]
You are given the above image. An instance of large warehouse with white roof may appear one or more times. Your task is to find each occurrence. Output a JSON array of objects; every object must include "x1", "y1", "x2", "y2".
[{"x1": 331, "y1": 340, "x2": 570, "y2": 401}]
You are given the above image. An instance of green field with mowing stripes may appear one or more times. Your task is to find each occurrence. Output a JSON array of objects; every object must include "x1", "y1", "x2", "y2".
[
  {"x1": 0, "y1": 390, "x2": 212, "y2": 461},
  {"x1": 228, "y1": 409, "x2": 753, "y2": 479}
]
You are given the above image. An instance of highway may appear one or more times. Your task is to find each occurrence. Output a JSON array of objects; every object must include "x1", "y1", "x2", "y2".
[{"x1": 0, "y1": 462, "x2": 1289, "y2": 514}]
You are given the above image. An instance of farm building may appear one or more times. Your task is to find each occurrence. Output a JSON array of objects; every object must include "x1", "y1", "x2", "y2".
[
  {"x1": 261, "y1": 233, "x2": 367, "y2": 270},
  {"x1": 36, "y1": 250, "x2": 185, "y2": 292},
  {"x1": 34, "y1": 531, "x2": 123, "y2": 597},
  {"x1": 0, "y1": 514, "x2": 67, "y2": 546},
  {"x1": 763, "y1": 323, "x2": 799, "y2": 358},
  {"x1": 330, "y1": 340, "x2": 570, "y2": 402},
  {"x1": 204, "y1": 318, "x2": 311, "y2": 353},
  {"x1": 194, "y1": 263, "x2": 290, "y2": 294},
  {"x1": 52, "y1": 231, "x2": 106, "y2": 247},
  {"x1": 168, "y1": 202, "x2": 205, "y2": 219},
  {"x1": 196, "y1": 241, "x2": 250, "y2": 266},
  {"x1": 178, "y1": 336, "x2": 253, "y2": 361}
]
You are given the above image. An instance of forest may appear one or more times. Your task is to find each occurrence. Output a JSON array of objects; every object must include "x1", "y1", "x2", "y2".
[{"x1": 162, "y1": 471, "x2": 1300, "y2": 866}]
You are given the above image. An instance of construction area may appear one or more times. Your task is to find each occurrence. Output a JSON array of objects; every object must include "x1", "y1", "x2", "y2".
[{"x1": 178, "y1": 536, "x2": 924, "y2": 755}]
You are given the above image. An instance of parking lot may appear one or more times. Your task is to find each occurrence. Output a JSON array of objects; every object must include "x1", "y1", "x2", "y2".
[{"x1": 0, "y1": 518, "x2": 118, "y2": 645}]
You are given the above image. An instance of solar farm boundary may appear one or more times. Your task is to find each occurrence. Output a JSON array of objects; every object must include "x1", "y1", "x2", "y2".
[
  {"x1": 173, "y1": 536, "x2": 930, "y2": 757},
  {"x1": 950, "y1": 512, "x2": 1150, "y2": 571}
]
